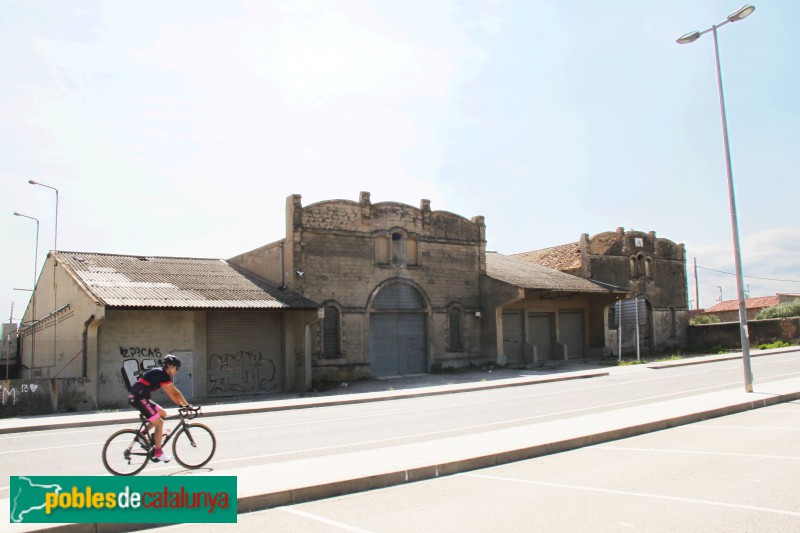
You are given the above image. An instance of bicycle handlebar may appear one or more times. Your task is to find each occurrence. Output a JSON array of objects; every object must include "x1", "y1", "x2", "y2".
[{"x1": 178, "y1": 405, "x2": 202, "y2": 419}]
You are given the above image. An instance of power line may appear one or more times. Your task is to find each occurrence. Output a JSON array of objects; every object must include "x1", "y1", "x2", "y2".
[{"x1": 696, "y1": 265, "x2": 800, "y2": 284}]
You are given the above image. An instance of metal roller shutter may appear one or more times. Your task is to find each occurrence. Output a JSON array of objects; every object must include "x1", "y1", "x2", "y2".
[
  {"x1": 502, "y1": 310, "x2": 524, "y2": 364},
  {"x1": 206, "y1": 310, "x2": 283, "y2": 397},
  {"x1": 559, "y1": 310, "x2": 585, "y2": 358}
]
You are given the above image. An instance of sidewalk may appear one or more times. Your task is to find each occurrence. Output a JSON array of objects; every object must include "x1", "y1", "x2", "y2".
[{"x1": 4, "y1": 348, "x2": 799, "y2": 533}]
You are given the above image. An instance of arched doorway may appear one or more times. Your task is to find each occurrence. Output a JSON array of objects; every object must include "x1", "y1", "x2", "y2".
[{"x1": 369, "y1": 282, "x2": 428, "y2": 376}]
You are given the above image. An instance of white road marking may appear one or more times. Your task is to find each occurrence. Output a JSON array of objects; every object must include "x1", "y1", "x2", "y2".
[
  {"x1": 280, "y1": 507, "x2": 376, "y2": 532},
  {"x1": 463, "y1": 473, "x2": 800, "y2": 517},
  {"x1": 595, "y1": 446, "x2": 800, "y2": 460}
]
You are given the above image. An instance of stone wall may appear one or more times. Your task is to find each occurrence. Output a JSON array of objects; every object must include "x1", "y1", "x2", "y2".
[
  {"x1": 688, "y1": 318, "x2": 800, "y2": 349},
  {"x1": 0, "y1": 378, "x2": 95, "y2": 418}
]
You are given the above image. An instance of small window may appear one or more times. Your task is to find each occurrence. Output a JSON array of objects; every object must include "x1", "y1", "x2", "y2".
[
  {"x1": 322, "y1": 306, "x2": 341, "y2": 358},
  {"x1": 391, "y1": 232, "x2": 404, "y2": 263}
]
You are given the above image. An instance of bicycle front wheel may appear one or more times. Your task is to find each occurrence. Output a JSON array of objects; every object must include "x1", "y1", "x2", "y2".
[
  {"x1": 173, "y1": 423, "x2": 216, "y2": 469},
  {"x1": 102, "y1": 429, "x2": 150, "y2": 476}
]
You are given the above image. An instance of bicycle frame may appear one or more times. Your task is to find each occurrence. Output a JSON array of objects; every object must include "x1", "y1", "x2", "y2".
[{"x1": 137, "y1": 406, "x2": 200, "y2": 450}]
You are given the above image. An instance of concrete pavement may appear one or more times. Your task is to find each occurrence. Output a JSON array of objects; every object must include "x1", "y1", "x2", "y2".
[{"x1": 4, "y1": 348, "x2": 799, "y2": 532}]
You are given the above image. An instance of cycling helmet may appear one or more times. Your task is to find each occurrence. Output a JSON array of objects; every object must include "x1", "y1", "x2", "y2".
[{"x1": 162, "y1": 354, "x2": 182, "y2": 368}]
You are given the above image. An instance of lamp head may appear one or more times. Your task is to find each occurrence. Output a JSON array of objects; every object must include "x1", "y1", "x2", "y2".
[
  {"x1": 728, "y1": 5, "x2": 755, "y2": 22},
  {"x1": 676, "y1": 31, "x2": 701, "y2": 44},
  {"x1": 28, "y1": 179, "x2": 37, "y2": 185}
]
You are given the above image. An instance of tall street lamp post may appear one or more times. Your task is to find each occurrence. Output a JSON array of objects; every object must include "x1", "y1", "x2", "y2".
[
  {"x1": 29, "y1": 179, "x2": 60, "y2": 366},
  {"x1": 28, "y1": 180, "x2": 58, "y2": 251},
  {"x1": 677, "y1": 4, "x2": 755, "y2": 392},
  {"x1": 13, "y1": 211, "x2": 39, "y2": 374}
]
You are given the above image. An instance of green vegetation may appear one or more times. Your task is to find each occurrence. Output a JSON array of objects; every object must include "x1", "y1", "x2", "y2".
[
  {"x1": 755, "y1": 300, "x2": 800, "y2": 319},
  {"x1": 757, "y1": 340, "x2": 792, "y2": 350},
  {"x1": 618, "y1": 359, "x2": 648, "y2": 366},
  {"x1": 690, "y1": 314, "x2": 721, "y2": 325},
  {"x1": 653, "y1": 354, "x2": 684, "y2": 362}
]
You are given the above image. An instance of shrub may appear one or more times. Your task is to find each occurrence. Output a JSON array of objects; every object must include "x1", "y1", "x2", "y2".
[
  {"x1": 755, "y1": 300, "x2": 800, "y2": 320},
  {"x1": 758, "y1": 340, "x2": 792, "y2": 350},
  {"x1": 690, "y1": 314, "x2": 721, "y2": 325}
]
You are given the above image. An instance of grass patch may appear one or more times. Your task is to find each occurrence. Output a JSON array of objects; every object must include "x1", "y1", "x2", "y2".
[
  {"x1": 758, "y1": 340, "x2": 792, "y2": 350},
  {"x1": 653, "y1": 354, "x2": 685, "y2": 362},
  {"x1": 617, "y1": 359, "x2": 648, "y2": 366}
]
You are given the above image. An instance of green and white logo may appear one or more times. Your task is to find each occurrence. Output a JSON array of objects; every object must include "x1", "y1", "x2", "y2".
[{"x1": 10, "y1": 476, "x2": 237, "y2": 524}]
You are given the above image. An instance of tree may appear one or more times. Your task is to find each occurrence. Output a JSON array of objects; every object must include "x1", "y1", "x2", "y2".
[{"x1": 755, "y1": 300, "x2": 800, "y2": 320}]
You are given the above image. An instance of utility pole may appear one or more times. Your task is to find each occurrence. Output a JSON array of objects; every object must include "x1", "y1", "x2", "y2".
[{"x1": 693, "y1": 258, "x2": 700, "y2": 310}]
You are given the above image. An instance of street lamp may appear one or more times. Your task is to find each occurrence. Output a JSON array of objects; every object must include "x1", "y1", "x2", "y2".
[
  {"x1": 28, "y1": 180, "x2": 58, "y2": 251},
  {"x1": 13, "y1": 212, "x2": 39, "y2": 287},
  {"x1": 29, "y1": 180, "x2": 60, "y2": 366},
  {"x1": 14, "y1": 211, "x2": 39, "y2": 374},
  {"x1": 677, "y1": 4, "x2": 755, "y2": 393}
]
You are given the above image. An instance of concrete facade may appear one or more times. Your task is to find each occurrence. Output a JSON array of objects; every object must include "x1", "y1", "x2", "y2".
[{"x1": 15, "y1": 252, "x2": 317, "y2": 410}]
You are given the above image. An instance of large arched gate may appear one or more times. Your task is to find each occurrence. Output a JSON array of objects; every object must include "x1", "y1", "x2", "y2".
[{"x1": 369, "y1": 282, "x2": 428, "y2": 376}]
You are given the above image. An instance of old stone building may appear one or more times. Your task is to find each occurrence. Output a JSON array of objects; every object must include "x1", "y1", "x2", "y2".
[
  {"x1": 229, "y1": 192, "x2": 487, "y2": 380},
  {"x1": 229, "y1": 193, "x2": 627, "y2": 379},
  {"x1": 515, "y1": 228, "x2": 689, "y2": 354},
  {"x1": 12, "y1": 195, "x2": 692, "y2": 413}
]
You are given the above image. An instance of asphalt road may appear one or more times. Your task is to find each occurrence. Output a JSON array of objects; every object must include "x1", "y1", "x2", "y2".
[
  {"x1": 153, "y1": 400, "x2": 800, "y2": 532},
  {"x1": 2, "y1": 351, "x2": 799, "y2": 503}
]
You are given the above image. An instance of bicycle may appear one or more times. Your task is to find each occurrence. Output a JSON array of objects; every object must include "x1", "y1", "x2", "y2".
[{"x1": 102, "y1": 405, "x2": 216, "y2": 476}]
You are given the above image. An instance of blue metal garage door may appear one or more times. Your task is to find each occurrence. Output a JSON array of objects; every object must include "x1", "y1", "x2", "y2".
[{"x1": 370, "y1": 313, "x2": 427, "y2": 377}]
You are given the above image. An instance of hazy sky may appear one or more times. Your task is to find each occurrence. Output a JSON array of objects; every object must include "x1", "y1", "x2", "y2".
[{"x1": 3, "y1": 0, "x2": 798, "y2": 323}]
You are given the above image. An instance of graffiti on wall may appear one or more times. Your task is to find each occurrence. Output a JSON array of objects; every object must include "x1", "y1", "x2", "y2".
[
  {"x1": 208, "y1": 350, "x2": 276, "y2": 396},
  {"x1": 119, "y1": 358, "x2": 158, "y2": 390},
  {"x1": 2, "y1": 384, "x2": 42, "y2": 406},
  {"x1": 117, "y1": 346, "x2": 164, "y2": 389},
  {"x1": 120, "y1": 347, "x2": 162, "y2": 358}
]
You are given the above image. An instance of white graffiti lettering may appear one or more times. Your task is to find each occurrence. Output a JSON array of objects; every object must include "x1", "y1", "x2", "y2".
[{"x1": 2, "y1": 387, "x2": 16, "y2": 406}]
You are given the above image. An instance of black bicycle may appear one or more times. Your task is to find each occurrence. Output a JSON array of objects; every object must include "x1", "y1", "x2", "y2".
[{"x1": 102, "y1": 406, "x2": 216, "y2": 476}]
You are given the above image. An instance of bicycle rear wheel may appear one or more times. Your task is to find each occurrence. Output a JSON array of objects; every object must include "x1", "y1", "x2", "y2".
[
  {"x1": 173, "y1": 423, "x2": 216, "y2": 469},
  {"x1": 102, "y1": 429, "x2": 150, "y2": 476}
]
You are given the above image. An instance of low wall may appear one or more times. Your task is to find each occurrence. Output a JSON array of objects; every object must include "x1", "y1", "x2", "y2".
[
  {"x1": 688, "y1": 317, "x2": 800, "y2": 349},
  {"x1": 0, "y1": 378, "x2": 95, "y2": 418}
]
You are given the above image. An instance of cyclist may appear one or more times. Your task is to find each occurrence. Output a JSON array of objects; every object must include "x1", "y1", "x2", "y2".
[{"x1": 128, "y1": 354, "x2": 189, "y2": 463}]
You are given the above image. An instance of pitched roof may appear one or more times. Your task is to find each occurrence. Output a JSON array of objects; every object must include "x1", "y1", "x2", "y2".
[
  {"x1": 485, "y1": 252, "x2": 620, "y2": 293},
  {"x1": 513, "y1": 242, "x2": 582, "y2": 271},
  {"x1": 705, "y1": 295, "x2": 780, "y2": 313},
  {"x1": 56, "y1": 251, "x2": 318, "y2": 309}
]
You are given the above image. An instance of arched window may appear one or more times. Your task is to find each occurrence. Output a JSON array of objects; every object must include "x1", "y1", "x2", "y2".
[
  {"x1": 391, "y1": 232, "x2": 404, "y2": 263},
  {"x1": 448, "y1": 305, "x2": 463, "y2": 352},
  {"x1": 322, "y1": 306, "x2": 341, "y2": 358},
  {"x1": 372, "y1": 283, "x2": 426, "y2": 310}
]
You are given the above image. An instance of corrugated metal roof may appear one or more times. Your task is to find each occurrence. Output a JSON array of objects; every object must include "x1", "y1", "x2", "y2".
[
  {"x1": 486, "y1": 252, "x2": 616, "y2": 293},
  {"x1": 57, "y1": 251, "x2": 318, "y2": 309},
  {"x1": 513, "y1": 242, "x2": 582, "y2": 271}
]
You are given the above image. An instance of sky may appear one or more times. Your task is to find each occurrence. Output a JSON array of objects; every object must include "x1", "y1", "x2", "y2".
[{"x1": 2, "y1": 0, "x2": 799, "y2": 324}]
